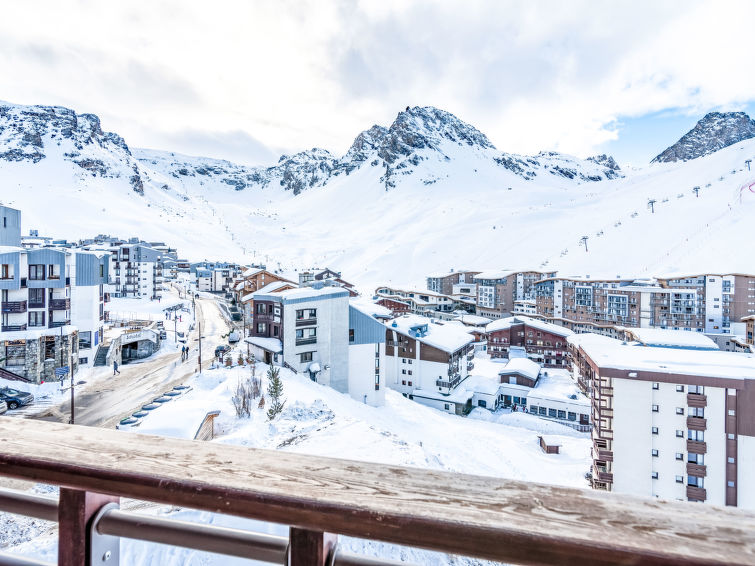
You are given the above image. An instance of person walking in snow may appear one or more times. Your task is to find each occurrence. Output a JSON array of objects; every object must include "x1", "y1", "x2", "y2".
[{"x1": 113, "y1": 360, "x2": 120, "y2": 375}]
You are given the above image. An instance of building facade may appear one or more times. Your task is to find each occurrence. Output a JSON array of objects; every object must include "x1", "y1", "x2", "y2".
[
  {"x1": 427, "y1": 270, "x2": 480, "y2": 295},
  {"x1": 475, "y1": 270, "x2": 556, "y2": 319},
  {"x1": 486, "y1": 316, "x2": 574, "y2": 367}
]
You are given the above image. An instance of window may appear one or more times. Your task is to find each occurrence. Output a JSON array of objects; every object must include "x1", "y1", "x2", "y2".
[
  {"x1": 402, "y1": 369, "x2": 406, "y2": 374},
  {"x1": 299, "y1": 352, "x2": 313, "y2": 363},
  {"x1": 652, "y1": 404, "x2": 659, "y2": 412},
  {"x1": 728, "y1": 433, "x2": 736, "y2": 440},
  {"x1": 29, "y1": 311, "x2": 45, "y2": 327},
  {"x1": 675, "y1": 476, "x2": 684, "y2": 483},
  {"x1": 444, "y1": 404, "x2": 450, "y2": 410},
  {"x1": 256, "y1": 303, "x2": 266, "y2": 314},
  {"x1": 728, "y1": 457, "x2": 735, "y2": 464},
  {"x1": 651, "y1": 472, "x2": 659, "y2": 479},
  {"x1": 408, "y1": 359, "x2": 412, "y2": 364},
  {"x1": 401, "y1": 380, "x2": 406, "y2": 385},
  {"x1": 0, "y1": 264, "x2": 11, "y2": 279},
  {"x1": 28, "y1": 288, "x2": 44, "y2": 307},
  {"x1": 676, "y1": 385, "x2": 684, "y2": 392},
  {"x1": 728, "y1": 409, "x2": 736, "y2": 416},
  {"x1": 530, "y1": 406, "x2": 539, "y2": 414},
  {"x1": 676, "y1": 430, "x2": 684, "y2": 438},
  {"x1": 557, "y1": 410, "x2": 566, "y2": 419},
  {"x1": 29, "y1": 264, "x2": 45, "y2": 280},
  {"x1": 79, "y1": 332, "x2": 92, "y2": 350},
  {"x1": 652, "y1": 427, "x2": 659, "y2": 435},
  {"x1": 296, "y1": 308, "x2": 317, "y2": 320},
  {"x1": 676, "y1": 407, "x2": 684, "y2": 415},
  {"x1": 728, "y1": 481, "x2": 736, "y2": 488},
  {"x1": 567, "y1": 412, "x2": 576, "y2": 421},
  {"x1": 407, "y1": 370, "x2": 412, "y2": 375},
  {"x1": 652, "y1": 382, "x2": 659, "y2": 390},
  {"x1": 548, "y1": 408, "x2": 557, "y2": 418},
  {"x1": 407, "y1": 381, "x2": 412, "y2": 386},
  {"x1": 349, "y1": 329, "x2": 354, "y2": 343},
  {"x1": 273, "y1": 326, "x2": 279, "y2": 337},
  {"x1": 651, "y1": 449, "x2": 659, "y2": 457},
  {"x1": 676, "y1": 453, "x2": 684, "y2": 461},
  {"x1": 539, "y1": 407, "x2": 547, "y2": 416},
  {"x1": 402, "y1": 359, "x2": 406, "y2": 364}
]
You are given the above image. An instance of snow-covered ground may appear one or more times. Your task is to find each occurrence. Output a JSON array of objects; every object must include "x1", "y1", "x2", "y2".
[{"x1": 4, "y1": 348, "x2": 590, "y2": 564}]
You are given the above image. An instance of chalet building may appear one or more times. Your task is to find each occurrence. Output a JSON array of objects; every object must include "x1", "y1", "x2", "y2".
[
  {"x1": 233, "y1": 268, "x2": 296, "y2": 323},
  {"x1": 534, "y1": 274, "x2": 755, "y2": 337},
  {"x1": 375, "y1": 286, "x2": 462, "y2": 315},
  {"x1": 299, "y1": 268, "x2": 358, "y2": 297},
  {"x1": 384, "y1": 315, "x2": 474, "y2": 415},
  {"x1": 426, "y1": 270, "x2": 480, "y2": 295},
  {"x1": 244, "y1": 286, "x2": 386, "y2": 407},
  {"x1": 569, "y1": 334, "x2": 755, "y2": 510},
  {"x1": 375, "y1": 297, "x2": 411, "y2": 316},
  {"x1": 1, "y1": 206, "x2": 110, "y2": 382},
  {"x1": 485, "y1": 316, "x2": 573, "y2": 367},
  {"x1": 742, "y1": 315, "x2": 754, "y2": 345},
  {"x1": 474, "y1": 270, "x2": 557, "y2": 319}
]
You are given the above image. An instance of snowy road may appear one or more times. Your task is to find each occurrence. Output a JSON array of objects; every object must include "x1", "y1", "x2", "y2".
[{"x1": 35, "y1": 297, "x2": 231, "y2": 428}]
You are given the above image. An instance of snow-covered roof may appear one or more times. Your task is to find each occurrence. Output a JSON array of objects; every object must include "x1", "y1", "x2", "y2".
[
  {"x1": 386, "y1": 314, "x2": 473, "y2": 353},
  {"x1": 474, "y1": 269, "x2": 515, "y2": 280},
  {"x1": 242, "y1": 267, "x2": 264, "y2": 278},
  {"x1": 486, "y1": 316, "x2": 573, "y2": 338},
  {"x1": 528, "y1": 371, "x2": 589, "y2": 407},
  {"x1": 455, "y1": 314, "x2": 492, "y2": 326},
  {"x1": 623, "y1": 328, "x2": 719, "y2": 350},
  {"x1": 498, "y1": 358, "x2": 541, "y2": 381},
  {"x1": 123, "y1": 400, "x2": 220, "y2": 440},
  {"x1": 270, "y1": 286, "x2": 347, "y2": 300},
  {"x1": 234, "y1": 281, "x2": 245, "y2": 291},
  {"x1": 244, "y1": 336, "x2": 283, "y2": 353},
  {"x1": 349, "y1": 298, "x2": 392, "y2": 319},
  {"x1": 577, "y1": 339, "x2": 755, "y2": 380},
  {"x1": 413, "y1": 386, "x2": 474, "y2": 404}
]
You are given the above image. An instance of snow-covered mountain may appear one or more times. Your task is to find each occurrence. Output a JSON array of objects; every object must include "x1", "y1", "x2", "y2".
[
  {"x1": 652, "y1": 111, "x2": 755, "y2": 163},
  {"x1": 1, "y1": 99, "x2": 754, "y2": 290}
]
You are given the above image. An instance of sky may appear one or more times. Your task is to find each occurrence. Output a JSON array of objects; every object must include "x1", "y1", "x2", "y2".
[{"x1": 1, "y1": 0, "x2": 754, "y2": 167}]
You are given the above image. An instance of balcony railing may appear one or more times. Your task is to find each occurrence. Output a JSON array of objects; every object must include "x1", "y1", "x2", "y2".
[
  {"x1": 49, "y1": 297, "x2": 71, "y2": 310},
  {"x1": 686, "y1": 485, "x2": 707, "y2": 502},
  {"x1": 0, "y1": 418, "x2": 752, "y2": 566},
  {"x1": 49, "y1": 319, "x2": 71, "y2": 328},
  {"x1": 295, "y1": 337, "x2": 317, "y2": 346},
  {"x1": 1, "y1": 300, "x2": 27, "y2": 313},
  {"x1": 1, "y1": 324, "x2": 26, "y2": 332},
  {"x1": 295, "y1": 318, "x2": 317, "y2": 327},
  {"x1": 687, "y1": 439, "x2": 707, "y2": 454},
  {"x1": 687, "y1": 416, "x2": 707, "y2": 431},
  {"x1": 687, "y1": 393, "x2": 707, "y2": 408},
  {"x1": 687, "y1": 463, "x2": 707, "y2": 477}
]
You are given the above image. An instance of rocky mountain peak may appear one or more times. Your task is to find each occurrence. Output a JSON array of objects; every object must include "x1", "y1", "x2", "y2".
[
  {"x1": 651, "y1": 111, "x2": 755, "y2": 163},
  {"x1": 587, "y1": 154, "x2": 621, "y2": 172}
]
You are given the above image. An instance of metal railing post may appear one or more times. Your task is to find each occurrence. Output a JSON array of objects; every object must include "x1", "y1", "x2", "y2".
[
  {"x1": 58, "y1": 489, "x2": 119, "y2": 566},
  {"x1": 289, "y1": 528, "x2": 336, "y2": 566}
]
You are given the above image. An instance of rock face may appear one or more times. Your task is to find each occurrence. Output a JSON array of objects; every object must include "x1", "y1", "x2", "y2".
[
  {"x1": 0, "y1": 100, "x2": 624, "y2": 197},
  {"x1": 652, "y1": 112, "x2": 755, "y2": 164},
  {"x1": 0, "y1": 103, "x2": 146, "y2": 194}
]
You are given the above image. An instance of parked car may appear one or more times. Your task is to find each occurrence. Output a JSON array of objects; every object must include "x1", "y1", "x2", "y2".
[
  {"x1": 228, "y1": 331, "x2": 240, "y2": 343},
  {"x1": 0, "y1": 401, "x2": 7, "y2": 415},
  {"x1": 215, "y1": 345, "x2": 230, "y2": 358},
  {"x1": 0, "y1": 387, "x2": 34, "y2": 410}
]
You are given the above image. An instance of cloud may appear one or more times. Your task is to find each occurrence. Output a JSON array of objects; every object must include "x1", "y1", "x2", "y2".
[{"x1": 0, "y1": 0, "x2": 752, "y2": 163}]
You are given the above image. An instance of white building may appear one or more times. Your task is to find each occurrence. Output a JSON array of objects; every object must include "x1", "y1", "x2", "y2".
[
  {"x1": 571, "y1": 335, "x2": 755, "y2": 510},
  {"x1": 108, "y1": 242, "x2": 165, "y2": 299}
]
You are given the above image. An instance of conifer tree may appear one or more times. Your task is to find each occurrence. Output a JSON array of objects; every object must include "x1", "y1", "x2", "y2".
[{"x1": 266, "y1": 366, "x2": 285, "y2": 420}]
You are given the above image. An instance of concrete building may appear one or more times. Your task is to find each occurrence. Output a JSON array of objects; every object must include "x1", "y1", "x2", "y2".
[
  {"x1": 474, "y1": 270, "x2": 557, "y2": 319},
  {"x1": 426, "y1": 270, "x2": 480, "y2": 295},
  {"x1": 1, "y1": 206, "x2": 110, "y2": 382},
  {"x1": 570, "y1": 334, "x2": 755, "y2": 510},
  {"x1": 108, "y1": 243, "x2": 166, "y2": 299},
  {"x1": 374, "y1": 286, "x2": 462, "y2": 315}
]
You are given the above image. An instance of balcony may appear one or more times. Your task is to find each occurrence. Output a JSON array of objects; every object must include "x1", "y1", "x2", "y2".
[
  {"x1": 1, "y1": 323, "x2": 26, "y2": 331},
  {"x1": 1, "y1": 300, "x2": 27, "y2": 313},
  {"x1": 49, "y1": 319, "x2": 71, "y2": 328},
  {"x1": 296, "y1": 318, "x2": 317, "y2": 327},
  {"x1": 686, "y1": 485, "x2": 707, "y2": 502},
  {"x1": 687, "y1": 416, "x2": 707, "y2": 431},
  {"x1": 295, "y1": 337, "x2": 317, "y2": 346},
  {"x1": 50, "y1": 297, "x2": 71, "y2": 310},
  {"x1": 687, "y1": 439, "x2": 707, "y2": 454},
  {"x1": 687, "y1": 463, "x2": 707, "y2": 477},
  {"x1": 0, "y1": 419, "x2": 751, "y2": 566},
  {"x1": 687, "y1": 393, "x2": 707, "y2": 408}
]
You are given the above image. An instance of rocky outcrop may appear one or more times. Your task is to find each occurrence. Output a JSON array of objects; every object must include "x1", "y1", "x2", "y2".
[{"x1": 652, "y1": 112, "x2": 755, "y2": 163}]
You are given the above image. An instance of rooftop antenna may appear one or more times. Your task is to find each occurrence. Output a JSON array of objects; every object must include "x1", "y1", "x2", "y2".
[
  {"x1": 580, "y1": 236, "x2": 589, "y2": 252},
  {"x1": 647, "y1": 199, "x2": 657, "y2": 213},
  {"x1": 692, "y1": 186, "x2": 700, "y2": 198}
]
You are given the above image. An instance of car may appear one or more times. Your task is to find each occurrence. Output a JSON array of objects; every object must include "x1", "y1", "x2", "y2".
[
  {"x1": 215, "y1": 345, "x2": 230, "y2": 358},
  {"x1": 0, "y1": 401, "x2": 7, "y2": 415},
  {"x1": 0, "y1": 387, "x2": 34, "y2": 410}
]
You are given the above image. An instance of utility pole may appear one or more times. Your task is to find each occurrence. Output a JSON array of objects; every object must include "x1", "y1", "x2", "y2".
[
  {"x1": 70, "y1": 350, "x2": 75, "y2": 425},
  {"x1": 197, "y1": 318, "x2": 202, "y2": 373},
  {"x1": 693, "y1": 186, "x2": 700, "y2": 198},
  {"x1": 648, "y1": 199, "x2": 656, "y2": 213}
]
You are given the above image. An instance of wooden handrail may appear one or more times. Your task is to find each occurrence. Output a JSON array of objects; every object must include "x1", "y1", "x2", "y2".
[{"x1": 0, "y1": 417, "x2": 754, "y2": 566}]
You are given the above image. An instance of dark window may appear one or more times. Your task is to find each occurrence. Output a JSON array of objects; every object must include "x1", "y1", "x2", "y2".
[
  {"x1": 349, "y1": 329, "x2": 355, "y2": 343},
  {"x1": 299, "y1": 352, "x2": 313, "y2": 363}
]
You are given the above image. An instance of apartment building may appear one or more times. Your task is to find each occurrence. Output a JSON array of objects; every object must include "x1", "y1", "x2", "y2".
[
  {"x1": 474, "y1": 270, "x2": 557, "y2": 319},
  {"x1": 299, "y1": 268, "x2": 358, "y2": 297},
  {"x1": 486, "y1": 316, "x2": 574, "y2": 367},
  {"x1": 384, "y1": 315, "x2": 474, "y2": 414},
  {"x1": 244, "y1": 286, "x2": 386, "y2": 406},
  {"x1": 427, "y1": 270, "x2": 480, "y2": 295},
  {"x1": 745, "y1": 316, "x2": 755, "y2": 345},
  {"x1": 375, "y1": 286, "x2": 461, "y2": 315},
  {"x1": 233, "y1": 267, "x2": 296, "y2": 321},
  {"x1": 109, "y1": 243, "x2": 165, "y2": 299},
  {"x1": 1, "y1": 206, "x2": 110, "y2": 382},
  {"x1": 570, "y1": 334, "x2": 755, "y2": 510},
  {"x1": 534, "y1": 274, "x2": 755, "y2": 337}
]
